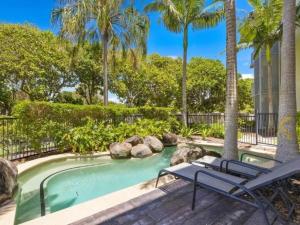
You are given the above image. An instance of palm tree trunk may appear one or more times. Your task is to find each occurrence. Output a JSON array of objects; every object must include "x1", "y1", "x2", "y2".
[
  {"x1": 267, "y1": 61, "x2": 274, "y2": 128},
  {"x1": 102, "y1": 32, "x2": 109, "y2": 106},
  {"x1": 223, "y1": 0, "x2": 238, "y2": 160},
  {"x1": 276, "y1": 0, "x2": 299, "y2": 161},
  {"x1": 182, "y1": 26, "x2": 188, "y2": 126}
]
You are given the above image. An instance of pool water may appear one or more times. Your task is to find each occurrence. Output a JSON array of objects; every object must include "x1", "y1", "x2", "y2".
[
  {"x1": 14, "y1": 145, "x2": 269, "y2": 224},
  {"x1": 15, "y1": 147, "x2": 176, "y2": 224}
]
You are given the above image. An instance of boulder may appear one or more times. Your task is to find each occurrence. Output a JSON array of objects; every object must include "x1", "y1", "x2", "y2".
[
  {"x1": 170, "y1": 144, "x2": 206, "y2": 166},
  {"x1": 0, "y1": 158, "x2": 18, "y2": 204},
  {"x1": 206, "y1": 151, "x2": 222, "y2": 158},
  {"x1": 125, "y1": 135, "x2": 143, "y2": 146},
  {"x1": 162, "y1": 133, "x2": 178, "y2": 146},
  {"x1": 109, "y1": 142, "x2": 132, "y2": 159},
  {"x1": 131, "y1": 144, "x2": 153, "y2": 158},
  {"x1": 144, "y1": 136, "x2": 164, "y2": 152}
]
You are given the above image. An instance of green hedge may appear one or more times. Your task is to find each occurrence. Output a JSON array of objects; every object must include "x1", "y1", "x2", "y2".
[
  {"x1": 13, "y1": 101, "x2": 175, "y2": 125},
  {"x1": 11, "y1": 101, "x2": 176, "y2": 150}
]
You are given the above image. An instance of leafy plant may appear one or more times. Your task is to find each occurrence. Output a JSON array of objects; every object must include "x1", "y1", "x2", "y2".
[{"x1": 179, "y1": 126, "x2": 195, "y2": 139}]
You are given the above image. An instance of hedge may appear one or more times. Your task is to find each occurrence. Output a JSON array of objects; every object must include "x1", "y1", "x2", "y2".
[
  {"x1": 13, "y1": 101, "x2": 175, "y2": 125},
  {"x1": 11, "y1": 101, "x2": 176, "y2": 150}
]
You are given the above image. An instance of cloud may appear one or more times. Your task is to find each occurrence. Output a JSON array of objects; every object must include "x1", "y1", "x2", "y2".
[{"x1": 241, "y1": 73, "x2": 254, "y2": 79}]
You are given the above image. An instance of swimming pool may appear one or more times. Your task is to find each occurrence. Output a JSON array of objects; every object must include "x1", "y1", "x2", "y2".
[{"x1": 14, "y1": 145, "x2": 269, "y2": 224}]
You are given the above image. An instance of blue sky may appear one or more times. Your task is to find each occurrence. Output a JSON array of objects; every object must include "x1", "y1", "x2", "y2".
[{"x1": 0, "y1": 0, "x2": 254, "y2": 101}]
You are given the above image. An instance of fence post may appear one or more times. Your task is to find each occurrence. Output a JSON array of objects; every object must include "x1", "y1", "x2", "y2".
[{"x1": 255, "y1": 110, "x2": 258, "y2": 145}]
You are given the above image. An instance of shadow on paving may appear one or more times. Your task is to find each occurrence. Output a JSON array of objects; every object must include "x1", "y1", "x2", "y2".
[{"x1": 71, "y1": 180, "x2": 292, "y2": 225}]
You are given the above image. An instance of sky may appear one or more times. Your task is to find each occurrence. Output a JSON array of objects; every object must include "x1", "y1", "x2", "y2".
[{"x1": 0, "y1": 0, "x2": 254, "y2": 102}]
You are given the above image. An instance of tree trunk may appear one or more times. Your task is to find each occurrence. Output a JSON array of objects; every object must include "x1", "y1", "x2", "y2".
[
  {"x1": 223, "y1": 0, "x2": 238, "y2": 160},
  {"x1": 182, "y1": 26, "x2": 188, "y2": 126},
  {"x1": 102, "y1": 33, "x2": 109, "y2": 106},
  {"x1": 276, "y1": 0, "x2": 299, "y2": 161},
  {"x1": 267, "y1": 61, "x2": 274, "y2": 128}
]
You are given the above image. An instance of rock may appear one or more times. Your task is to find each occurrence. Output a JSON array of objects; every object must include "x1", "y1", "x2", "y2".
[
  {"x1": 170, "y1": 144, "x2": 206, "y2": 166},
  {"x1": 125, "y1": 135, "x2": 143, "y2": 146},
  {"x1": 0, "y1": 158, "x2": 18, "y2": 204},
  {"x1": 144, "y1": 136, "x2": 164, "y2": 152},
  {"x1": 109, "y1": 142, "x2": 132, "y2": 159},
  {"x1": 162, "y1": 133, "x2": 178, "y2": 146},
  {"x1": 131, "y1": 144, "x2": 153, "y2": 158},
  {"x1": 206, "y1": 151, "x2": 222, "y2": 158}
]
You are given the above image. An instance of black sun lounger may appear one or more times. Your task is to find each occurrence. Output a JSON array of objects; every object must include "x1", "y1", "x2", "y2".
[{"x1": 156, "y1": 157, "x2": 300, "y2": 225}]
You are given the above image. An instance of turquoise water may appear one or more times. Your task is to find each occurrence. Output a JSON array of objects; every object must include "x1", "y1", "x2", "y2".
[
  {"x1": 14, "y1": 145, "x2": 269, "y2": 224},
  {"x1": 15, "y1": 147, "x2": 176, "y2": 224}
]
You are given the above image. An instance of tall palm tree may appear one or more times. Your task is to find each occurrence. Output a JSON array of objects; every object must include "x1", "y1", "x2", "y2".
[
  {"x1": 52, "y1": 0, "x2": 149, "y2": 106},
  {"x1": 223, "y1": 0, "x2": 238, "y2": 160},
  {"x1": 145, "y1": 0, "x2": 224, "y2": 126},
  {"x1": 239, "y1": 0, "x2": 282, "y2": 128},
  {"x1": 276, "y1": 0, "x2": 299, "y2": 161}
]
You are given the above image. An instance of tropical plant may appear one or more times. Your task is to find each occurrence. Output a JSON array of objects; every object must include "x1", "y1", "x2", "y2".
[
  {"x1": 52, "y1": 0, "x2": 149, "y2": 106},
  {"x1": 276, "y1": 0, "x2": 300, "y2": 161},
  {"x1": 239, "y1": 0, "x2": 282, "y2": 120},
  {"x1": 223, "y1": 0, "x2": 238, "y2": 160},
  {"x1": 145, "y1": 0, "x2": 224, "y2": 125},
  {"x1": 0, "y1": 24, "x2": 75, "y2": 101}
]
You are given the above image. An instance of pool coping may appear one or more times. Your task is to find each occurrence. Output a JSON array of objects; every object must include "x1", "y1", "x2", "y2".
[{"x1": 1, "y1": 141, "x2": 276, "y2": 225}]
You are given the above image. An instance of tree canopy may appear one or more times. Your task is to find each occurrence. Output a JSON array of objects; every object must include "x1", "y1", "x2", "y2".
[{"x1": 0, "y1": 24, "x2": 75, "y2": 101}]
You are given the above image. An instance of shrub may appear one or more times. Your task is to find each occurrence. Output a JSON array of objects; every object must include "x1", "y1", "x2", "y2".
[
  {"x1": 12, "y1": 101, "x2": 176, "y2": 150},
  {"x1": 62, "y1": 118, "x2": 174, "y2": 153}
]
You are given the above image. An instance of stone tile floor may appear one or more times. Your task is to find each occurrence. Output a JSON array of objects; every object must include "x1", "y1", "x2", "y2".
[{"x1": 71, "y1": 180, "x2": 295, "y2": 225}]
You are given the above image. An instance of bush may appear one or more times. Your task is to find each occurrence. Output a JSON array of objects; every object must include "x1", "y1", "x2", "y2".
[
  {"x1": 12, "y1": 101, "x2": 176, "y2": 150},
  {"x1": 62, "y1": 118, "x2": 174, "y2": 153}
]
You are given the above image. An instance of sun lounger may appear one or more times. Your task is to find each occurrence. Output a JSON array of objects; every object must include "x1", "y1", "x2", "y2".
[{"x1": 156, "y1": 157, "x2": 300, "y2": 225}]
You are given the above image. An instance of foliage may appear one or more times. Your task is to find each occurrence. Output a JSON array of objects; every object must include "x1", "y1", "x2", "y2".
[
  {"x1": 187, "y1": 58, "x2": 226, "y2": 112},
  {"x1": 111, "y1": 54, "x2": 181, "y2": 107},
  {"x1": 54, "y1": 91, "x2": 84, "y2": 105},
  {"x1": 0, "y1": 24, "x2": 75, "y2": 101},
  {"x1": 239, "y1": 0, "x2": 283, "y2": 61},
  {"x1": 72, "y1": 43, "x2": 103, "y2": 104},
  {"x1": 238, "y1": 78, "x2": 254, "y2": 113},
  {"x1": 62, "y1": 118, "x2": 174, "y2": 153},
  {"x1": 12, "y1": 101, "x2": 175, "y2": 149},
  {"x1": 145, "y1": 0, "x2": 224, "y2": 125},
  {"x1": 52, "y1": 0, "x2": 150, "y2": 105},
  {"x1": 179, "y1": 126, "x2": 195, "y2": 138},
  {"x1": 63, "y1": 119, "x2": 114, "y2": 154}
]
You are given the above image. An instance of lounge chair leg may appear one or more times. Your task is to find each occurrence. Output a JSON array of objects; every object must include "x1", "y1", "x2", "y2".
[
  {"x1": 155, "y1": 171, "x2": 163, "y2": 188},
  {"x1": 192, "y1": 182, "x2": 198, "y2": 210}
]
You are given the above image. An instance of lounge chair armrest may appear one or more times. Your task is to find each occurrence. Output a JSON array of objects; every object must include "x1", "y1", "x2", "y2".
[
  {"x1": 194, "y1": 169, "x2": 251, "y2": 194},
  {"x1": 240, "y1": 152, "x2": 282, "y2": 164},
  {"x1": 223, "y1": 160, "x2": 272, "y2": 174},
  {"x1": 192, "y1": 161, "x2": 214, "y2": 168}
]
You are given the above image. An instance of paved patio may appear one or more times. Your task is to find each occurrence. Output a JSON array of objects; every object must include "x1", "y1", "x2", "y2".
[{"x1": 71, "y1": 180, "x2": 293, "y2": 225}]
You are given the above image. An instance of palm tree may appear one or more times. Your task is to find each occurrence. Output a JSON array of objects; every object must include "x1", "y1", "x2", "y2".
[
  {"x1": 52, "y1": 0, "x2": 149, "y2": 106},
  {"x1": 145, "y1": 0, "x2": 224, "y2": 126},
  {"x1": 223, "y1": 0, "x2": 238, "y2": 160},
  {"x1": 276, "y1": 0, "x2": 300, "y2": 161},
  {"x1": 239, "y1": 0, "x2": 282, "y2": 128}
]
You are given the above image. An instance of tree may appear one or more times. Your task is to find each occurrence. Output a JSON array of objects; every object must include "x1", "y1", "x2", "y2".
[
  {"x1": 52, "y1": 0, "x2": 149, "y2": 106},
  {"x1": 0, "y1": 24, "x2": 75, "y2": 101},
  {"x1": 187, "y1": 58, "x2": 226, "y2": 112},
  {"x1": 111, "y1": 54, "x2": 181, "y2": 107},
  {"x1": 276, "y1": 0, "x2": 300, "y2": 161},
  {"x1": 54, "y1": 91, "x2": 84, "y2": 105},
  {"x1": 72, "y1": 43, "x2": 103, "y2": 104},
  {"x1": 145, "y1": 0, "x2": 224, "y2": 126},
  {"x1": 223, "y1": 0, "x2": 238, "y2": 160},
  {"x1": 238, "y1": 78, "x2": 254, "y2": 113},
  {"x1": 239, "y1": 0, "x2": 282, "y2": 124}
]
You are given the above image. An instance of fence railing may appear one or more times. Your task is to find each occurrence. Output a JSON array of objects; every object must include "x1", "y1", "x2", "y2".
[{"x1": 0, "y1": 112, "x2": 278, "y2": 160}]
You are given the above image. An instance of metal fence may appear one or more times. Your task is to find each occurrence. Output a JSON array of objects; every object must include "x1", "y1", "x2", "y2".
[
  {"x1": 0, "y1": 112, "x2": 278, "y2": 161},
  {"x1": 238, "y1": 113, "x2": 278, "y2": 145},
  {"x1": 0, "y1": 117, "x2": 59, "y2": 161}
]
